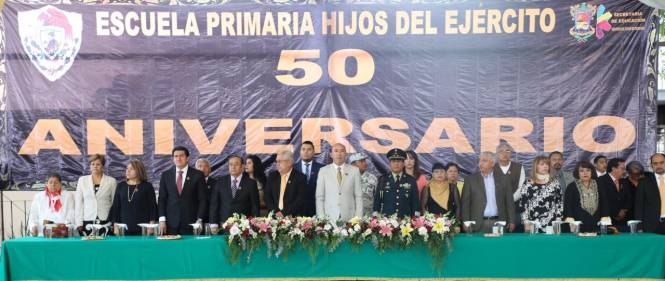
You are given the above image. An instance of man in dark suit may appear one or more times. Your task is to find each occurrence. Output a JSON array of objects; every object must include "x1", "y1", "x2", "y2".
[
  {"x1": 209, "y1": 155, "x2": 259, "y2": 231},
  {"x1": 597, "y1": 158, "x2": 632, "y2": 232},
  {"x1": 635, "y1": 153, "x2": 665, "y2": 234},
  {"x1": 264, "y1": 150, "x2": 307, "y2": 216},
  {"x1": 196, "y1": 158, "x2": 216, "y2": 224},
  {"x1": 294, "y1": 141, "x2": 323, "y2": 217},
  {"x1": 158, "y1": 146, "x2": 207, "y2": 235},
  {"x1": 593, "y1": 155, "x2": 608, "y2": 179},
  {"x1": 461, "y1": 151, "x2": 515, "y2": 233}
]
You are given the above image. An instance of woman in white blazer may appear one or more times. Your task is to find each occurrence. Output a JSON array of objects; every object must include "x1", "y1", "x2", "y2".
[{"x1": 75, "y1": 154, "x2": 117, "y2": 235}]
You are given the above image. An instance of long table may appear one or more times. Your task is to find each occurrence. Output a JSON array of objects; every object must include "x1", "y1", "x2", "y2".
[{"x1": 2, "y1": 233, "x2": 664, "y2": 280}]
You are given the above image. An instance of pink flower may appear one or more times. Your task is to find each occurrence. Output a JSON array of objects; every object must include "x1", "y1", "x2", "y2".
[
  {"x1": 303, "y1": 220, "x2": 313, "y2": 231},
  {"x1": 369, "y1": 219, "x2": 379, "y2": 229},
  {"x1": 379, "y1": 225, "x2": 393, "y2": 237},
  {"x1": 412, "y1": 217, "x2": 425, "y2": 228},
  {"x1": 258, "y1": 222, "x2": 270, "y2": 233}
]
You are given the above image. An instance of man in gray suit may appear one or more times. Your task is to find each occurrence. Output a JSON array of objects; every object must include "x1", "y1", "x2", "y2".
[
  {"x1": 550, "y1": 151, "x2": 574, "y2": 196},
  {"x1": 316, "y1": 143, "x2": 363, "y2": 222},
  {"x1": 461, "y1": 152, "x2": 515, "y2": 233}
]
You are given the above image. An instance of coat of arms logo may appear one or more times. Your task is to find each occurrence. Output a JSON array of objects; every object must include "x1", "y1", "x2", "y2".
[
  {"x1": 570, "y1": 3, "x2": 597, "y2": 42},
  {"x1": 570, "y1": 3, "x2": 613, "y2": 43},
  {"x1": 18, "y1": 5, "x2": 82, "y2": 82}
]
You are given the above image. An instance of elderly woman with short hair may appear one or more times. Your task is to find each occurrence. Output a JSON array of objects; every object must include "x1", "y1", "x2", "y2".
[
  {"x1": 29, "y1": 173, "x2": 75, "y2": 236},
  {"x1": 623, "y1": 160, "x2": 645, "y2": 191}
]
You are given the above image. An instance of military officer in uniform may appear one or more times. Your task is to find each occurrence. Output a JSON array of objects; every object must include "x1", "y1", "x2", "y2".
[{"x1": 373, "y1": 148, "x2": 420, "y2": 218}]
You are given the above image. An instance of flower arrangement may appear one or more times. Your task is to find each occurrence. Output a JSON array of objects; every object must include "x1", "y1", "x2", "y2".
[
  {"x1": 222, "y1": 212, "x2": 455, "y2": 266},
  {"x1": 222, "y1": 214, "x2": 261, "y2": 264}
]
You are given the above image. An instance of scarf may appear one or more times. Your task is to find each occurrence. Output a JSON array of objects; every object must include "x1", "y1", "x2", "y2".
[
  {"x1": 536, "y1": 173, "x2": 550, "y2": 183},
  {"x1": 429, "y1": 181, "x2": 450, "y2": 210},
  {"x1": 45, "y1": 188, "x2": 62, "y2": 213},
  {"x1": 575, "y1": 179, "x2": 598, "y2": 215}
]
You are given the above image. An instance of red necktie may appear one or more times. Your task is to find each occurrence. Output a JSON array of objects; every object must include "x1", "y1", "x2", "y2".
[
  {"x1": 613, "y1": 178, "x2": 620, "y2": 192},
  {"x1": 177, "y1": 171, "x2": 183, "y2": 195}
]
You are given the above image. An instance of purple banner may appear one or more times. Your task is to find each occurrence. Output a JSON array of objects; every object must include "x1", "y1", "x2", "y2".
[{"x1": 0, "y1": 0, "x2": 658, "y2": 189}]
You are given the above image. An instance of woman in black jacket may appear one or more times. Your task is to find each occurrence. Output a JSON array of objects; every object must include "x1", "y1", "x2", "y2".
[{"x1": 564, "y1": 160, "x2": 610, "y2": 233}]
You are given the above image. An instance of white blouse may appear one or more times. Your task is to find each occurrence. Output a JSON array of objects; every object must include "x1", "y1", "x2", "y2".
[{"x1": 28, "y1": 190, "x2": 75, "y2": 236}]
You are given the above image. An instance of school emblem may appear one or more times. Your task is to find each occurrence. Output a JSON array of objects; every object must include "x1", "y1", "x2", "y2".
[
  {"x1": 570, "y1": 3, "x2": 612, "y2": 43},
  {"x1": 570, "y1": 3, "x2": 596, "y2": 42},
  {"x1": 18, "y1": 5, "x2": 82, "y2": 82}
]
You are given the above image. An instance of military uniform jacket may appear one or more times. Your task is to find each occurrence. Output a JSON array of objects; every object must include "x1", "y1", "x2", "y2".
[{"x1": 373, "y1": 173, "x2": 420, "y2": 217}]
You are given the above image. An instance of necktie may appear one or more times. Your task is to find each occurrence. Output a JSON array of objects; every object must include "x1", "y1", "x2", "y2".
[
  {"x1": 614, "y1": 178, "x2": 620, "y2": 192},
  {"x1": 305, "y1": 163, "x2": 311, "y2": 182},
  {"x1": 176, "y1": 170, "x2": 183, "y2": 195},
  {"x1": 278, "y1": 174, "x2": 288, "y2": 210},
  {"x1": 659, "y1": 175, "x2": 665, "y2": 216},
  {"x1": 337, "y1": 167, "x2": 342, "y2": 186},
  {"x1": 232, "y1": 178, "x2": 238, "y2": 199},
  {"x1": 395, "y1": 174, "x2": 400, "y2": 183}
]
